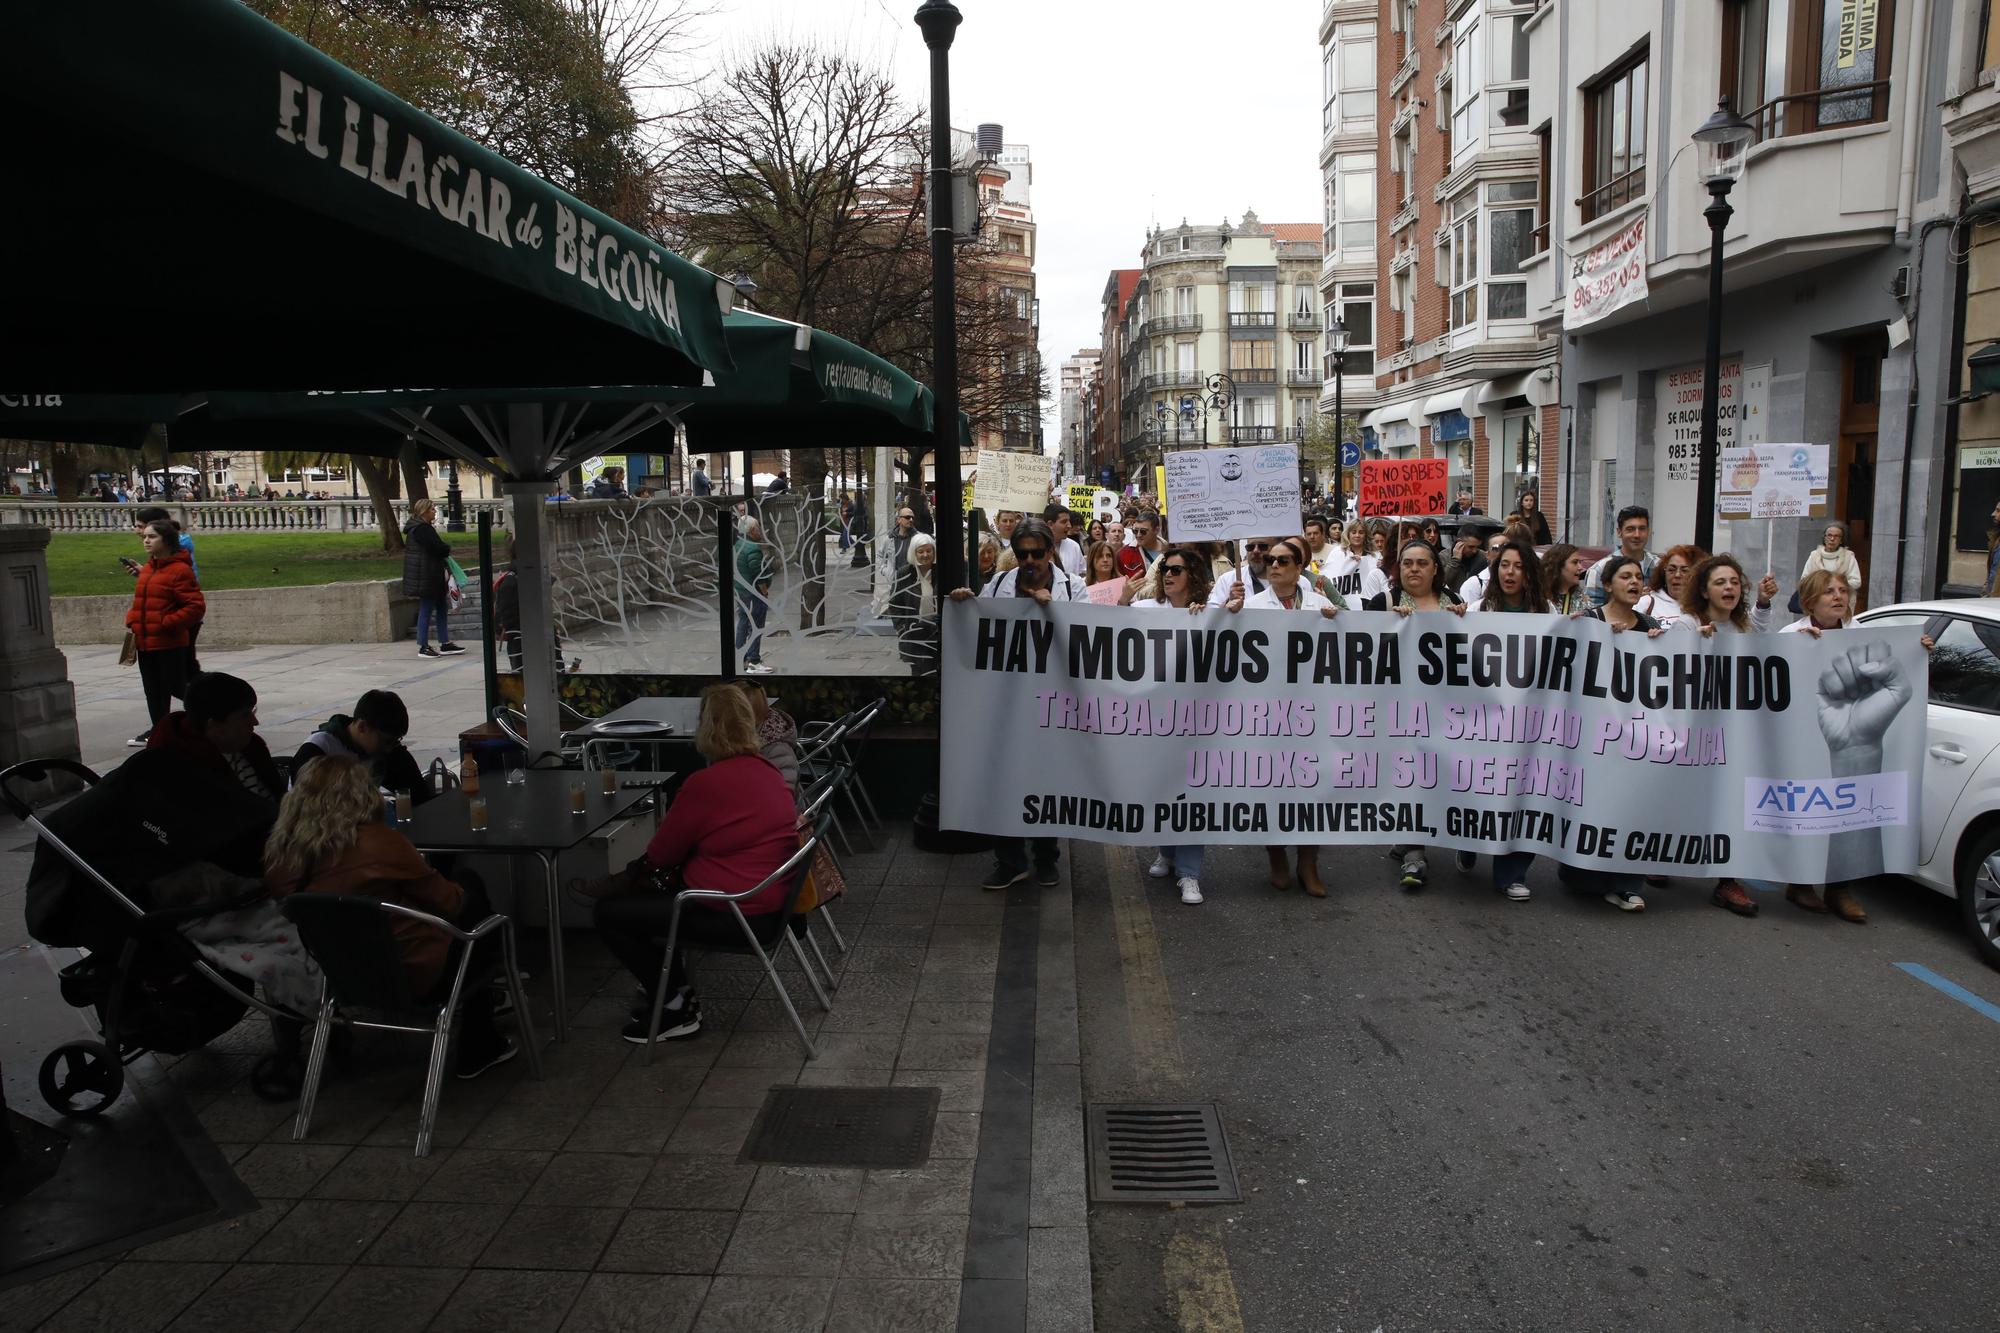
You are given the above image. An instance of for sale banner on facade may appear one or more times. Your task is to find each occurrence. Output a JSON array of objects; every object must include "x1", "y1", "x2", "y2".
[
  {"x1": 941, "y1": 601, "x2": 1927, "y2": 883},
  {"x1": 1565, "y1": 213, "x2": 1650, "y2": 331}
]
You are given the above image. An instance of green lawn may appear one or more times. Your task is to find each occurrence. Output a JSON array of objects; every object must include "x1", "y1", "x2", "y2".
[{"x1": 47, "y1": 532, "x2": 410, "y2": 597}]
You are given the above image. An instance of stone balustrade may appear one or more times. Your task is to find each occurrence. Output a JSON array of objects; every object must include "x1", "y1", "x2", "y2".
[{"x1": 0, "y1": 497, "x2": 512, "y2": 533}]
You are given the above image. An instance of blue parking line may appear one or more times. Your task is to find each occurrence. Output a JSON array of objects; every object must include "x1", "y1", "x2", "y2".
[{"x1": 1895, "y1": 963, "x2": 2000, "y2": 1026}]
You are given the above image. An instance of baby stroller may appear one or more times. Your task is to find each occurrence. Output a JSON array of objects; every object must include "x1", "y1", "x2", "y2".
[{"x1": 2, "y1": 758, "x2": 303, "y2": 1117}]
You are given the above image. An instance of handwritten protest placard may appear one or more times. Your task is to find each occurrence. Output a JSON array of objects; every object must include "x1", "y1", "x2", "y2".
[
  {"x1": 971, "y1": 450, "x2": 1053, "y2": 516},
  {"x1": 1161, "y1": 445, "x2": 1300, "y2": 543},
  {"x1": 1066, "y1": 484, "x2": 1119, "y2": 520},
  {"x1": 1357, "y1": 457, "x2": 1447, "y2": 517}
]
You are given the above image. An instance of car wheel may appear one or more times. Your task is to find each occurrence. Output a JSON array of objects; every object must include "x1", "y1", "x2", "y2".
[{"x1": 1958, "y1": 829, "x2": 2000, "y2": 973}]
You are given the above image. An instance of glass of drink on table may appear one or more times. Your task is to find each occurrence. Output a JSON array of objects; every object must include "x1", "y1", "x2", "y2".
[
  {"x1": 503, "y1": 751, "x2": 526, "y2": 786},
  {"x1": 599, "y1": 765, "x2": 618, "y2": 795},
  {"x1": 394, "y1": 789, "x2": 413, "y2": 822},
  {"x1": 468, "y1": 794, "x2": 488, "y2": 831},
  {"x1": 570, "y1": 780, "x2": 587, "y2": 814}
]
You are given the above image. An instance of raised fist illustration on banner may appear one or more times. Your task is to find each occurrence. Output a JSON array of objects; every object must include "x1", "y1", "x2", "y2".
[{"x1": 1814, "y1": 640, "x2": 1912, "y2": 758}]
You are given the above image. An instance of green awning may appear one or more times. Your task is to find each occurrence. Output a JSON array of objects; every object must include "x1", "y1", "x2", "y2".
[
  {"x1": 0, "y1": 0, "x2": 734, "y2": 394},
  {"x1": 196, "y1": 310, "x2": 972, "y2": 456}
]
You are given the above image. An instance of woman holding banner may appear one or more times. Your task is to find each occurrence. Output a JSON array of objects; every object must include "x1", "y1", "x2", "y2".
[
  {"x1": 1678, "y1": 555, "x2": 1778, "y2": 637},
  {"x1": 1135, "y1": 548, "x2": 1215, "y2": 905},
  {"x1": 1542, "y1": 544, "x2": 1592, "y2": 617},
  {"x1": 1584, "y1": 557, "x2": 1667, "y2": 637},
  {"x1": 1226, "y1": 537, "x2": 1339, "y2": 897},
  {"x1": 1636, "y1": 545, "x2": 1707, "y2": 624},
  {"x1": 1780, "y1": 569, "x2": 1855, "y2": 637},
  {"x1": 1473, "y1": 540, "x2": 1548, "y2": 615}
]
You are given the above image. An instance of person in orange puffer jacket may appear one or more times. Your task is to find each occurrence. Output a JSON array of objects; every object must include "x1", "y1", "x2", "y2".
[{"x1": 126, "y1": 519, "x2": 206, "y2": 743}]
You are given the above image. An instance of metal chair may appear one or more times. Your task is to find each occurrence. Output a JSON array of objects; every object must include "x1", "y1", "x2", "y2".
[
  {"x1": 795, "y1": 766, "x2": 853, "y2": 969},
  {"x1": 801, "y1": 697, "x2": 887, "y2": 837},
  {"x1": 640, "y1": 803, "x2": 836, "y2": 1063},
  {"x1": 278, "y1": 894, "x2": 540, "y2": 1157},
  {"x1": 798, "y1": 722, "x2": 860, "y2": 857}
]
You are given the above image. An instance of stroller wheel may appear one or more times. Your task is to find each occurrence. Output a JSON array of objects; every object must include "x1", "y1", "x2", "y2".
[{"x1": 39, "y1": 1041, "x2": 124, "y2": 1117}]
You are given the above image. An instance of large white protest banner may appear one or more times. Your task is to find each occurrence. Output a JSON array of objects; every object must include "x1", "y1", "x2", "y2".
[
  {"x1": 1162, "y1": 445, "x2": 1301, "y2": 543},
  {"x1": 941, "y1": 601, "x2": 1927, "y2": 882}
]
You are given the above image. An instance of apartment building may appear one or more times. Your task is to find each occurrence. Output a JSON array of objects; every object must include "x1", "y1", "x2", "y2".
[
  {"x1": 1058, "y1": 349, "x2": 1101, "y2": 481},
  {"x1": 1532, "y1": 0, "x2": 1967, "y2": 604},
  {"x1": 1112, "y1": 213, "x2": 1325, "y2": 486},
  {"x1": 1095, "y1": 270, "x2": 1141, "y2": 487},
  {"x1": 1941, "y1": 6, "x2": 2000, "y2": 592},
  {"x1": 1353, "y1": 0, "x2": 1562, "y2": 524},
  {"x1": 1318, "y1": 2, "x2": 1385, "y2": 458}
]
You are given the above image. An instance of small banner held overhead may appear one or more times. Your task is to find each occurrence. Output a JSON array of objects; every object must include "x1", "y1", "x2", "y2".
[
  {"x1": 1357, "y1": 457, "x2": 1448, "y2": 517},
  {"x1": 1160, "y1": 445, "x2": 1300, "y2": 543}
]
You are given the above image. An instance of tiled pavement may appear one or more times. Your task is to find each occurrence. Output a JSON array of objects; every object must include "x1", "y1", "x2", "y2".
[{"x1": 1, "y1": 831, "x2": 1093, "y2": 1333}]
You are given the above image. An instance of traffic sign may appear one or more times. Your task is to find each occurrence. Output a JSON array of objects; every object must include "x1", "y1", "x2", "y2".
[{"x1": 1340, "y1": 442, "x2": 1361, "y2": 468}]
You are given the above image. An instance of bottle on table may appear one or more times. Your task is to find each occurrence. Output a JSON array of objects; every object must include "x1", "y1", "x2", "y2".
[{"x1": 461, "y1": 752, "x2": 480, "y2": 795}]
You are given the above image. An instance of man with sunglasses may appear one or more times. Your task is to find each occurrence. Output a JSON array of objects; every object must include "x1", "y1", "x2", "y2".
[
  {"x1": 1207, "y1": 536, "x2": 1282, "y2": 608},
  {"x1": 949, "y1": 518, "x2": 1079, "y2": 890},
  {"x1": 890, "y1": 503, "x2": 921, "y2": 572},
  {"x1": 950, "y1": 516, "x2": 1084, "y2": 605}
]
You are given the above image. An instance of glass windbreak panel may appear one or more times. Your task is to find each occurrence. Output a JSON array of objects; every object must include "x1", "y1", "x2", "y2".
[{"x1": 549, "y1": 484, "x2": 924, "y2": 679}]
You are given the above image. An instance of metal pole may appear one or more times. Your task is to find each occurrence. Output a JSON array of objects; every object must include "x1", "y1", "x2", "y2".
[
  {"x1": 477, "y1": 509, "x2": 498, "y2": 719},
  {"x1": 1695, "y1": 178, "x2": 1734, "y2": 555},
  {"x1": 1332, "y1": 350, "x2": 1345, "y2": 519},
  {"x1": 445, "y1": 460, "x2": 465, "y2": 532},
  {"x1": 916, "y1": 0, "x2": 965, "y2": 591},
  {"x1": 717, "y1": 496, "x2": 736, "y2": 680}
]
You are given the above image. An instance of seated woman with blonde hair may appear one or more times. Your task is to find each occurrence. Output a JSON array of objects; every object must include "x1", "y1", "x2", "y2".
[
  {"x1": 585, "y1": 683, "x2": 799, "y2": 1044},
  {"x1": 265, "y1": 753, "x2": 515, "y2": 1078}
]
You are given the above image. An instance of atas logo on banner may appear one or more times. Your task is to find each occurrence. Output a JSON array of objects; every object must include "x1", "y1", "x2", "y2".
[{"x1": 1743, "y1": 772, "x2": 1907, "y2": 834}]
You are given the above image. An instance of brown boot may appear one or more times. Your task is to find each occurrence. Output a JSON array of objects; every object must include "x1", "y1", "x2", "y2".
[
  {"x1": 1712, "y1": 881, "x2": 1758, "y2": 917},
  {"x1": 1298, "y1": 850, "x2": 1327, "y2": 898},
  {"x1": 1824, "y1": 884, "x2": 1868, "y2": 924},
  {"x1": 1786, "y1": 885, "x2": 1827, "y2": 913},
  {"x1": 1266, "y1": 846, "x2": 1292, "y2": 891}
]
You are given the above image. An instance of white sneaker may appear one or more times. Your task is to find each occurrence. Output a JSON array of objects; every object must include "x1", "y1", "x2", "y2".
[
  {"x1": 1504, "y1": 883, "x2": 1531, "y2": 902},
  {"x1": 1147, "y1": 854, "x2": 1171, "y2": 878},
  {"x1": 1605, "y1": 889, "x2": 1646, "y2": 912},
  {"x1": 1178, "y1": 877, "x2": 1203, "y2": 905},
  {"x1": 744, "y1": 662, "x2": 774, "y2": 675}
]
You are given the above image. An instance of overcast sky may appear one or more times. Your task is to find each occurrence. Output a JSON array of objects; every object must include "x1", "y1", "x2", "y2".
[{"x1": 680, "y1": 0, "x2": 1324, "y2": 450}]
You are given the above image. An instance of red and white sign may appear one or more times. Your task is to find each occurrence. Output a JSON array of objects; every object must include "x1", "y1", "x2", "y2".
[{"x1": 1564, "y1": 213, "x2": 1650, "y2": 331}]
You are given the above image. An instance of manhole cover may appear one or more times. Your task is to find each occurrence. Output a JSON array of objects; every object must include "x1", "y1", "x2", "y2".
[
  {"x1": 1087, "y1": 1102, "x2": 1240, "y2": 1203},
  {"x1": 740, "y1": 1086, "x2": 939, "y2": 1168}
]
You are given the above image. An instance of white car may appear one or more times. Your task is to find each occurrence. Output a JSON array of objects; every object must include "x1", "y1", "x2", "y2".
[{"x1": 1855, "y1": 598, "x2": 2000, "y2": 970}]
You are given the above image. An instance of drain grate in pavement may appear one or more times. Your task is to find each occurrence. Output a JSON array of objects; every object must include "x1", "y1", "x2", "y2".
[
  {"x1": 740, "y1": 1086, "x2": 940, "y2": 1168},
  {"x1": 1087, "y1": 1102, "x2": 1241, "y2": 1203}
]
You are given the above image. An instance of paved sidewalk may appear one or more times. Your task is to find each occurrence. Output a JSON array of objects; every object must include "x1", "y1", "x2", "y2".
[{"x1": 1, "y1": 817, "x2": 1091, "y2": 1333}]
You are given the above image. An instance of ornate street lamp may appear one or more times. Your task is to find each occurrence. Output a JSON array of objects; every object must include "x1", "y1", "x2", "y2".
[
  {"x1": 1185, "y1": 372, "x2": 1235, "y2": 444},
  {"x1": 1327, "y1": 316, "x2": 1351, "y2": 520},
  {"x1": 1691, "y1": 97, "x2": 1755, "y2": 554}
]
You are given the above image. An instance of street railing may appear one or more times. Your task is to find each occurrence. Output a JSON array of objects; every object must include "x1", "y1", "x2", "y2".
[{"x1": 0, "y1": 498, "x2": 511, "y2": 533}]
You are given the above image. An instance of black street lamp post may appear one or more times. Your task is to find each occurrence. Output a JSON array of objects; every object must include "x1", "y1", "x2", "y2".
[
  {"x1": 915, "y1": 0, "x2": 965, "y2": 591},
  {"x1": 1691, "y1": 98, "x2": 1755, "y2": 555},
  {"x1": 1327, "y1": 317, "x2": 1350, "y2": 520},
  {"x1": 444, "y1": 460, "x2": 465, "y2": 532}
]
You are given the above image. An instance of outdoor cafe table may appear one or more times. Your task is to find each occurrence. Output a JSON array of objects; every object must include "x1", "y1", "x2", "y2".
[
  {"x1": 567, "y1": 696, "x2": 772, "y2": 768},
  {"x1": 407, "y1": 769, "x2": 669, "y2": 1042}
]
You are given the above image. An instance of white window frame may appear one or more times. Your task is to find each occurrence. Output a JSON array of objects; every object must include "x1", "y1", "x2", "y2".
[{"x1": 1451, "y1": 9, "x2": 1482, "y2": 160}]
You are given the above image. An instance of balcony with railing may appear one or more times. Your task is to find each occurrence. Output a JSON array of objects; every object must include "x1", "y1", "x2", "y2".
[
  {"x1": 1288, "y1": 310, "x2": 1320, "y2": 329},
  {"x1": 1747, "y1": 81, "x2": 1891, "y2": 145},
  {"x1": 1142, "y1": 314, "x2": 1202, "y2": 338},
  {"x1": 1229, "y1": 368, "x2": 1278, "y2": 384},
  {"x1": 1141, "y1": 370, "x2": 1204, "y2": 391},
  {"x1": 1228, "y1": 425, "x2": 1280, "y2": 443},
  {"x1": 1227, "y1": 312, "x2": 1277, "y2": 329},
  {"x1": 1578, "y1": 166, "x2": 1645, "y2": 224},
  {"x1": 1287, "y1": 368, "x2": 1323, "y2": 386},
  {"x1": 1000, "y1": 430, "x2": 1035, "y2": 451}
]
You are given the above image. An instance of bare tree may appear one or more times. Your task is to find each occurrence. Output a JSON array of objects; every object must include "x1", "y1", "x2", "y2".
[{"x1": 657, "y1": 42, "x2": 1049, "y2": 625}]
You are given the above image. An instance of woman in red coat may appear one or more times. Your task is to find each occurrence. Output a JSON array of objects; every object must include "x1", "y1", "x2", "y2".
[{"x1": 126, "y1": 519, "x2": 205, "y2": 741}]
